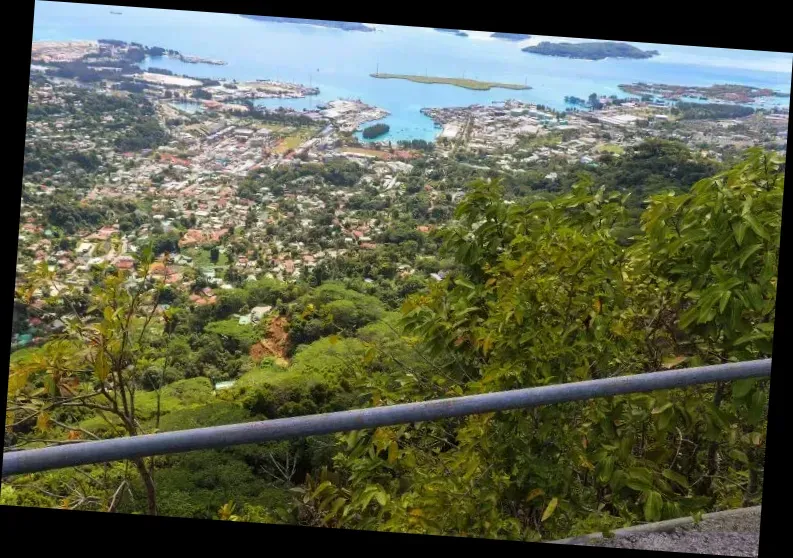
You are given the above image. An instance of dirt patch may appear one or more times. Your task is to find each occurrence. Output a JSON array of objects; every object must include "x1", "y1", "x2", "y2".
[{"x1": 250, "y1": 315, "x2": 290, "y2": 364}]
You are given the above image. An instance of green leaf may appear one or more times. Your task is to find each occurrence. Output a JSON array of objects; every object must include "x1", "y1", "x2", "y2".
[
  {"x1": 719, "y1": 291, "x2": 731, "y2": 313},
  {"x1": 596, "y1": 457, "x2": 614, "y2": 483},
  {"x1": 644, "y1": 491, "x2": 663, "y2": 522},
  {"x1": 734, "y1": 331, "x2": 767, "y2": 346},
  {"x1": 311, "y1": 481, "x2": 333, "y2": 500},
  {"x1": 44, "y1": 375, "x2": 58, "y2": 397},
  {"x1": 661, "y1": 469, "x2": 690, "y2": 490},
  {"x1": 737, "y1": 244, "x2": 763, "y2": 268},
  {"x1": 455, "y1": 278, "x2": 475, "y2": 290},
  {"x1": 743, "y1": 214, "x2": 769, "y2": 240},
  {"x1": 387, "y1": 441, "x2": 398, "y2": 465},
  {"x1": 327, "y1": 334, "x2": 339, "y2": 345},
  {"x1": 679, "y1": 306, "x2": 700, "y2": 329},
  {"x1": 374, "y1": 490, "x2": 388, "y2": 507},
  {"x1": 732, "y1": 222, "x2": 748, "y2": 247},
  {"x1": 327, "y1": 497, "x2": 346, "y2": 518},
  {"x1": 626, "y1": 478, "x2": 654, "y2": 492},
  {"x1": 657, "y1": 409, "x2": 674, "y2": 431},
  {"x1": 731, "y1": 378, "x2": 756, "y2": 400},
  {"x1": 94, "y1": 350, "x2": 109, "y2": 382},
  {"x1": 661, "y1": 355, "x2": 687, "y2": 369},
  {"x1": 707, "y1": 403, "x2": 730, "y2": 430},
  {"x1": 748, "y1": 390, "x2": 767, "y2": 425},
  {"x1": 651, "y1": 402, "x2": 673, "y2": 415},
  {"x1": 541, "y1": 497, "x2": 558, "y2": 522}
]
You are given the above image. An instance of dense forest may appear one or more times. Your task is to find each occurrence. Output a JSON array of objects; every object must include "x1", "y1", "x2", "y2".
[{"x1": 677, "y1": 102, "x2": 756, "y2": 120}]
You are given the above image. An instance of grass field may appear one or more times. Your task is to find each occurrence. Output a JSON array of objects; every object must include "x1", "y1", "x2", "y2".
[
  {"x1": 237, "y1": 362, "x2": 307, "y2": 389},
  {"x1": 274, "y1": 126, "x2": 320, "y2": 155},
  {"x1": 185, "y1": 247, "x2": 229, "y2": 269},
  {"x1": 274, "y1": 135, "x2": 306, "y2": 155},
  {"x1": 371, "y1": 73, "x2": 530, "y2": 91},
  {"x1": 341, "y1": 147, "x2": 391, "y2": 159}
]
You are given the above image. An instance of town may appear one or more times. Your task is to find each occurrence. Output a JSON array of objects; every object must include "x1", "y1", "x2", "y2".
[{"x1": 16, "y1": 39, "x2": 789, "y2": 350}]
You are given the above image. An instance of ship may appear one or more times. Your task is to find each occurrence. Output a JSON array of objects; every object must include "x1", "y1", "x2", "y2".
[{"x1": 110, "y1": 11, "x2": 122, "y2": 15}]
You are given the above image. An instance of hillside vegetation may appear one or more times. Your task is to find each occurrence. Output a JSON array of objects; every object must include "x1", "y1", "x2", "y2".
[{"x1": 5, "y1": 149, "x2": 781, "y2": 541}]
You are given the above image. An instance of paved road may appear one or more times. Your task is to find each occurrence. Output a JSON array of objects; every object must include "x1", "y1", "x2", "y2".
[{"x1": 586, "y1": 507, "x2": 761, "y2": 556}]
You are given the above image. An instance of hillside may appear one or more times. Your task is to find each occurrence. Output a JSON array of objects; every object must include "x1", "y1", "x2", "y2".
[{"x1": 6, "y1": 150, "x2": 779, "y2": 539}]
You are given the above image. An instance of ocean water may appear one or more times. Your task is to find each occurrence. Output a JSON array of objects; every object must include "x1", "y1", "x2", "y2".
[{"x1": 32, "y1": 1, "x2": 792, "y2": 143}]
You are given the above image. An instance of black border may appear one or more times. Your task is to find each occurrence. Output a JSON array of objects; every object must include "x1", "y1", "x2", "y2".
[
  {"x1": 27, "y1": 0, "x2": 793, "y2": 53},
  {"x1": 3, "y1": 1, "x2": 791, "y2": 556}
]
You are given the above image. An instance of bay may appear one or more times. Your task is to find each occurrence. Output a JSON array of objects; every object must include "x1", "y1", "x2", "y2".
[{"x1": 32, "y1": 1, "x2": 792, "y2": 143}]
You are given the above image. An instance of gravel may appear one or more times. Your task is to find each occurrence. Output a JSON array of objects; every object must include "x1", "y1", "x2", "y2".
[{"x1": 586, "y1": 507, "x2": 762, "y2": 556}]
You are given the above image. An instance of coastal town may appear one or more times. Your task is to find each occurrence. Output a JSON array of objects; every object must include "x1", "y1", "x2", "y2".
[{"x1": 15, "y1": 37, "x2": 789, "y2": 351}]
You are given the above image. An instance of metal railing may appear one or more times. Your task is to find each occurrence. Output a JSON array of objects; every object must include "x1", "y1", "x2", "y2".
[{"x1": 1, "y1": 358, "x2": 772, "y2": 477}]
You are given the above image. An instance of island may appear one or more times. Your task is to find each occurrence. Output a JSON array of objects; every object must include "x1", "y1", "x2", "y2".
[
  {"x1": 491, "y1": 32, "x2": 531, "y2": 41},
  {"x1": 434, "y1": 28, "x2": 468, "y2": 37},
  {"x1": 522, "y1": 41, "x2": 659, "y2": 60},
  {"x1": 240, "y1": 15, "x2": 374, "y2": 32},
  {"x1": 371, "y1": 73, "x2": 530, "y2": 91},
  {"x1": 619, "y1": 82, "x2": 790, "y2": 104},
  {"x1": 362, "y1": 123, "x2": 390, "y2": 139}
]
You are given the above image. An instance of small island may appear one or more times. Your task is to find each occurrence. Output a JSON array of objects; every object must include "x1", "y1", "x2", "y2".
[
  {"x1": 522, "y1": 41, "x2": 659, "y2": 60},
  {"x1": 371, "y1": 73, "x2": 530, "y2": 91},
  {"x1": 241, "y1": 15, "x2": 374, "y2": 32},
  {"x1": 619, "y1": 82, "x2": 790, "y2": 104},
  {"x1": 362, "y1": 123, "x2": 390, "y2": 139},
  {"x1": 434, "y1": 28, "x2": 468, "y2": 37},
  {"x1": 491, "y1": 32, "x2": 531, "y2": 41}
]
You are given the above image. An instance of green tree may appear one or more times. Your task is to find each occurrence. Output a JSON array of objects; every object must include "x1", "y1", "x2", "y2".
[
  {"x1": 8, "y1": 247, "x2": 171, "y2": 515},
  {"x1": 291, "y1": 151, "x2": 780, "y2": 540}
]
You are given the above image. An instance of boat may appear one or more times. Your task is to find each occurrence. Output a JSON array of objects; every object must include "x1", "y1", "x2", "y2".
[{"x1": 110, "y1": 11, "x2": 122, "y2": 15}]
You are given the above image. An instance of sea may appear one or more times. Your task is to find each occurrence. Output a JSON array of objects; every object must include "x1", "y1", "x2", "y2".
[{"x1": 32, "y1": 1, "x2": 793, "y2": 144}]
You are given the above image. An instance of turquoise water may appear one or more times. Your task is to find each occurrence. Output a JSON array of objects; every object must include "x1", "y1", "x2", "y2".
[{"x1": 32, "y1": 2, "x2": 792, "y2": 143}]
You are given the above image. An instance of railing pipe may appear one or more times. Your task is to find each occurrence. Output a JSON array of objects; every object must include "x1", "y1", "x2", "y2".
[{"x1": 2, "y1": 358, "x2": 772, "y2": 477}]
